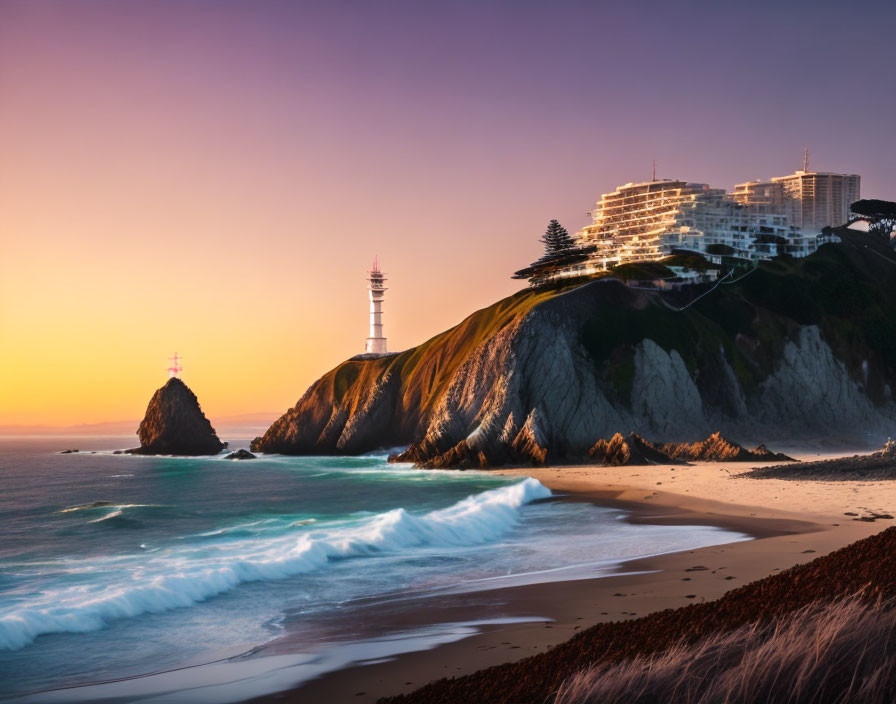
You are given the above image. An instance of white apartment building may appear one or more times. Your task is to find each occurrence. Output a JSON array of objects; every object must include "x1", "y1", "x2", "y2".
[
  {"x1": 577, "y1": 180, "x2": 708, "y2": 269},
  {"x1": 567, "y1": 179, "x2": 796, "y2": 276},
  {"x1": 557, "y1": 168, "x2": 860, "y2": 278},
  {"x1": 732, "y1": 170, "x2": 860, "y2": 232}
]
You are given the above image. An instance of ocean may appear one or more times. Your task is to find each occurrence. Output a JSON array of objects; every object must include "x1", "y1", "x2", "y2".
[{"x1": 0, "y1": 436, "x2": 747, "y2": 702}]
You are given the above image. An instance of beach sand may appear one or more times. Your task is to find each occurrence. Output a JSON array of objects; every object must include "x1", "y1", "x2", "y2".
[{"x1": 254, "y1": 451, "x2": 896, "y2": 703}]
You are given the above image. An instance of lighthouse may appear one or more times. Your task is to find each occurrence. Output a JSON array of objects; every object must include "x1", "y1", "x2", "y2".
[{"x1": 365, "y1": 257, "x2": 388, "y2": 355}]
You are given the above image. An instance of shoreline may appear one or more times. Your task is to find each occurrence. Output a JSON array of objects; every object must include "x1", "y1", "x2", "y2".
[
  {"x1": 255, "y1": 453, "x2": 895, "y2": 703},
  {"x1": 14, "y1": 451, "x2": 893, "y2": 703}
]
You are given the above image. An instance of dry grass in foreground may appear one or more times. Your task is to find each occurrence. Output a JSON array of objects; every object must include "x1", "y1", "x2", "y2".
[
  {"x1": 383, "y1": 528, "x2": 896, "y2": 704},
  {"x1": 556, "y1": 596, "x2": 896, "y2": 704}
]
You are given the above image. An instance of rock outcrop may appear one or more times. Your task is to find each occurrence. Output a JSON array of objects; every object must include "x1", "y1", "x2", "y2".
[
  {"x1": 657, "y1": 432, "x2": 794, "y2": 463},
  {"x1": 589, "y1": 432, "x2": 682, "y2": 466},
  {"x1": 745, "y1": 438, "x2": 896, "y2": 481},
  {"x1": 224, "y1": 449, "x2": 256, "y2": 460},
  {"x1": 253, "y1": 232, "x2": 896, "y2": 467},
  {"x1": 586, "y1": 431, "x2": 792, "y2": 466},
  {"x1": 127, "y1": 378, "x2": 225, "y2": 456}
]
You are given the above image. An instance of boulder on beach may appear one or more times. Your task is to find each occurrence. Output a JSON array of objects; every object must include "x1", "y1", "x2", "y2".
[
  {"x1": 589, "y1": 432, "x2": 681, "y2": 466},
  {"x1": 745, "y1": 438, "x2": 896, "y2": 481},
  {"x1": 126, "y1": 378, "x2": 225, "y2": 456},
  {"x1": 657, "y1": 432, "x2": 795, "y2": 463}
]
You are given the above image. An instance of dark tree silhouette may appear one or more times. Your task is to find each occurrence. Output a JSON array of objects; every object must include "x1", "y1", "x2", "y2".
[
  {"x1": 851, "y1": 199, "x2": 896, "y2": 242},
  {"x1": 513, "y1": 219, "x2": 594, "y2": 286},
  {"x1": 540, "y1": 219, "x2": 576, "y2": 255}
]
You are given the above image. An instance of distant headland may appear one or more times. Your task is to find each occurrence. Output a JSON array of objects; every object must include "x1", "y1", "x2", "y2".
[{"x1": 251, "y1": 163, "x2": 896, "y2": 468}]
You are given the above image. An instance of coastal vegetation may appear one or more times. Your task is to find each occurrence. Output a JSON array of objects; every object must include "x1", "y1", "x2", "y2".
[
  {"x1": 556, "y1": 597, "x2": 896, "y2": 704},
  {"x1": 850, "y1": 198, "x2": 896, "y2": 242},
  {"x1": 604, "y1": 260, "x2": 675, "y2": 281},
  {"x1": 384, "y1": 528, "x2": 896, "y2": 704},
  {"x1": 511, "y1": 219, "x2": 596, "y2": 286}
]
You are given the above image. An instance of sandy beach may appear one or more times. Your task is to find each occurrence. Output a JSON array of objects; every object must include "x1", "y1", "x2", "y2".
[{"x1": 257, "y1": 450, "x2": 896, "y2": 703}]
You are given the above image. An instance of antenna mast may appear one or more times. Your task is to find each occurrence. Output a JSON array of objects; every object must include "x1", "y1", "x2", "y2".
[
  {"x1": 167, "y1": 352, "x2": 182, "y2": 378},
  {"x1": 652, "y1": 159, "x2": 656, "y2": 182},
  {"x1": 803, "y1": 147, "x2": 810, "y2": 172}
]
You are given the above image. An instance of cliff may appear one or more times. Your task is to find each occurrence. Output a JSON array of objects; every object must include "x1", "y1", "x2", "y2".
[
  {"x1": 128, "y1": 377, "x2": 225, "y2": 455},
  {"x1": 252, "y1": 231, "x2": 896, "y2": 466}
]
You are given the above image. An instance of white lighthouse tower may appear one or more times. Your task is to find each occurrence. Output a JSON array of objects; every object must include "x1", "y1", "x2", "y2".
[{"x1": 365, "y1": 257, "x2": 388, "y2": 355}]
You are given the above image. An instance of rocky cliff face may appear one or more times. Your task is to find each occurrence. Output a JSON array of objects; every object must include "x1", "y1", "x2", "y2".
[
  {"x1": 128, "y1": 378, "x2": 225, "y2": 455},
  {"x1": 252, "y1": 232, "x2": 896, "y2": 466}
]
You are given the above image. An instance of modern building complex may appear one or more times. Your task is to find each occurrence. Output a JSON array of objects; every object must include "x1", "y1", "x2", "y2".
[
  {"x1": 559, "y1": 161, "x2": 860, "y2": 278},
  {"x1": 732, "y1": 171, "x2": 861, "y2": 233},
  {"x1": 364, "y1": 257, "x2": 388, "y2": 355}
]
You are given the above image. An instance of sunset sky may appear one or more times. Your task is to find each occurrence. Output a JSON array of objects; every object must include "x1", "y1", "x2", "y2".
[{"x1": 1, "y1": 0, "x2": 894, "y2": 427}]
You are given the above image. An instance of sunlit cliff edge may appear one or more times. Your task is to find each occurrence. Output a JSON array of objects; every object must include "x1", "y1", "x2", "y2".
[{"x1": 252, "y1": 231, "x2": 896, "y2": 467}]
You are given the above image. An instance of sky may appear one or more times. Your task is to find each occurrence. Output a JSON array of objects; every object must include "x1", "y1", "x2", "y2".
[{"x1": 1, "y1": 0, "x2": 895, "y2": 426}]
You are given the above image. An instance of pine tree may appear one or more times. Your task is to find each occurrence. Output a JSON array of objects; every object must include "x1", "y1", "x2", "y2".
[
  {"x1": 540, "y1": 219, "x2": 575, "y2": 255},
  {"x1": 512, "y1": 219, "x2": 594, "y2": 286}
]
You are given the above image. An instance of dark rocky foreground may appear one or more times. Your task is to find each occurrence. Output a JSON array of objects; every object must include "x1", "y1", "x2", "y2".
[
  {"x1": 125, "y1": 377, "x2": 225, "y2": 456},
  {"x1": 252, "y1": 233, "x2": 896, "y2": 468},
  {"x1": 587, "y1": 431, "x2": 793, "y2": 466},
  {"x1": 381, "y1": 527, "x2": 896, "y2": 704},
  {"x1": 744, "y1": 440, "x2": 896, "y2": 481}
]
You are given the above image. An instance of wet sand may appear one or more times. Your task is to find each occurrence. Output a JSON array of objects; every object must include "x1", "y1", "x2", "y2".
[{"x1": 254, "y1": 451, "x2": 896, "y2": 703}]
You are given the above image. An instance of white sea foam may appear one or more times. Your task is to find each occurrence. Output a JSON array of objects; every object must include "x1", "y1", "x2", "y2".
[
  {"x1": 59, "y1": 503, "x2": 159, "y2": 514},
  {"x1": 0, "y1": 478, "x2": 551, "y2": 651},
  {"x1": 87, "y1": 509, "x2": 123, "y2": 523}
]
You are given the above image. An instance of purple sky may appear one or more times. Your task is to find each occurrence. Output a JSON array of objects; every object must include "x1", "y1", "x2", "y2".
[{"x1": 2, "y1": 0, "x2": 894, "y2": 423}]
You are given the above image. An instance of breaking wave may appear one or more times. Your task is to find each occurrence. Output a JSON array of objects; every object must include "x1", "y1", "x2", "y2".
[
  {"x1": 87, "y1": 509, "x2": 124, "y2": 523},
  {"x1": 59, "y1": 502, "x2": 160, "y2": 514},
  {"x1": 0, "y1": 478, "x2": 551, "y2": 650}
]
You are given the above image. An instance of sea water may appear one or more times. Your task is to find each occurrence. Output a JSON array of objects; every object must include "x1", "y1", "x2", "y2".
[{"x1": 0, "y1": 436, "x2": 747, "y2": 701}]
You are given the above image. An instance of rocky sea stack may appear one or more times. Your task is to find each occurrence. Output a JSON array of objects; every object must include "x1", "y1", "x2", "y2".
[
  {"x1": 128, "y1": 377, "x2": 225, "y2": 456},
  {"x1": 252, "y1": 232, "x2": 896, "y2": 467}
]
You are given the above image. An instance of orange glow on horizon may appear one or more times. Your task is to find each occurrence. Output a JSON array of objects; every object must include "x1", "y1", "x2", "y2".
[{"x1": 1, "y1": 1, "x2": 892, "y2": 427}]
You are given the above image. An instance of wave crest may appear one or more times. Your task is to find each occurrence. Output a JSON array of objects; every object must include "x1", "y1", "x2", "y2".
[{"x1": 0, "y1": 478, "x2": 550, "y2": 650}]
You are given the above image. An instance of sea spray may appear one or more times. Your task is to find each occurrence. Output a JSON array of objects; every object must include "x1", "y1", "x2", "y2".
[{"x1": 0, "y1": 478, "x2": 551, "y2": 650}]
